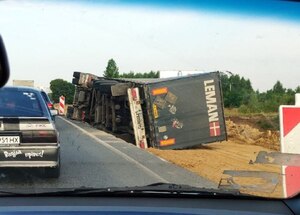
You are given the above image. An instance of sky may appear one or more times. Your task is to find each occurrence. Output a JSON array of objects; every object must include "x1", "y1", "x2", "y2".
[{"x1": 0, "y1": 0, "x2": 300, "y2": 92}]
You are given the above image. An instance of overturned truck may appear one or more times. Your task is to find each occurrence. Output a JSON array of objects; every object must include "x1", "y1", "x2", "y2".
[{"x1": 67, "y1": 72, "x2": 227, "y2": 149}]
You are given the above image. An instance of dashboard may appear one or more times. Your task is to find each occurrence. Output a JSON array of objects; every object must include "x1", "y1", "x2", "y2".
[{"x1": 0, "y1": 195, "x2": 299, "y2": 215}]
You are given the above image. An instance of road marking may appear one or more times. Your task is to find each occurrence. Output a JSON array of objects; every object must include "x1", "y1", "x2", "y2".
[{"x1": 58, "y1": 117, "x2": 169, "y2": 183}]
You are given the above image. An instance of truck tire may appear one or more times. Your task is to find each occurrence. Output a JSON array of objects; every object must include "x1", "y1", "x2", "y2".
[
  {"x1": 94, "y1": 81, "x2": 118, "y2": 95},
  {"x1": 98, "y1": 83, "x2": 116, "y2": 94},
  {"x1": 93, "y1": 80, "x2": 118, "y2": 89},
  {"x1": 72, "y1": 78, "x2": 79, "y2": 85},
  {"x1": 73, "y1": 71, "x2": 81, "y2": 78}
]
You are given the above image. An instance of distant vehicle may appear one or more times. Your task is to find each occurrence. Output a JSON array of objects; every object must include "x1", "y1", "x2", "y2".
[
  {"x1": 0, "y1": 86, "x2": 60, "y2": 178},
  {"x1": 12, "y1": 80, "x2": 34, "y2": 87}
]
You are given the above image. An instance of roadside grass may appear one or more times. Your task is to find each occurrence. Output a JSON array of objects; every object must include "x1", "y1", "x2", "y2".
[{"x1": 224, "y1": 108, "x2": 278, "y2": 118}]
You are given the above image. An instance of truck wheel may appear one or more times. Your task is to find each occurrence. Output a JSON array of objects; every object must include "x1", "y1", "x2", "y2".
[
  {"x1": 73, "y1": 71, "x2": 81, "y2": 78},
  {"x1": 72, "y1": 78, "x2": 79, "y2": 85},
  {"x1": 98, "y1": 83, "x2": 118, "y2": 95},
  {"x1": 93, "y1": 80, "x2": 118, "y2": 89},
  {"x1": 44, "y1": 164, "x2": 60, "y2": 178}
]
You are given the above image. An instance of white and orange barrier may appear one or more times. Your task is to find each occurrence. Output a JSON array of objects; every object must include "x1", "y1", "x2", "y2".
[
  {"x1": 59, "y1": 96, "x2": 65, "y2": 115},
  {"x1": 280, "y1": 93, "x2": 300, "y2": 198}
]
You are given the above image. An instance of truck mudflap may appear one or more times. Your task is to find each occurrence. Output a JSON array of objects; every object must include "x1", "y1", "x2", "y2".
[
  {"x1": 127, "y1": 88, "x2": 148, "y2": 149},
  {"x1": 146, "y1": 72, "x2": 227, "y2": 149}
]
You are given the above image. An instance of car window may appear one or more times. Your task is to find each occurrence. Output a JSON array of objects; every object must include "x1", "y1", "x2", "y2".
[
  {"x1": 41, "y1": 91, "x2": 50, "y2": 103},
  {"x1": 0, "y1": 89, "x2": 44, "y2": 117},
  {"x1": 0, "y1": 0, "x2": 300, "y2": 200}
]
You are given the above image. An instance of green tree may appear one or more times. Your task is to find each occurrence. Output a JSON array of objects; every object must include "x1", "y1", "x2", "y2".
[
  {"x1": 222, "y1": 75, "x2": 297, "y2": 113},
  {"x1": 119, "y1": 71, "x2": 160, "y2": 78},
  {"x1": 258, "y1": 81, "x2": 294, "y2": 112},
  {"x1": 285, "y1": 88, "x2": 295, "y2": 105},
  {"x1": 272, "y1": 81, "x2": 285, "y2": 94},
  {"x1": 221, "y1": 73, "x2": 254, "y2": 108},
  {"x1": 120, "y1": 71, "x2": 135, "y2": 78},
  {"x1": 50, "y1": 79, "x2": 75, "y2": 104},
  {"x1": 239, "y1": 92, "x2": 262, "y2": 114},
  {"x1": 103, "y1": 59, "x2": 119, "y2": 78}
]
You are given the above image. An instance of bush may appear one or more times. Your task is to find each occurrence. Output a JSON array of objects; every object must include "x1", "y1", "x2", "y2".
[
  {"x1": 256, "y1": 115, "x2": 279, "y2": 131},
  {"x1": 50, "y1": 79, "x2": 75, "y2": 104}
]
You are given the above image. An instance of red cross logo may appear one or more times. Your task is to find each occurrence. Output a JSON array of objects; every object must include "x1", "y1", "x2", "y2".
[{"x1": 209, "y1": 121, "x2": 220, "y2": 137}]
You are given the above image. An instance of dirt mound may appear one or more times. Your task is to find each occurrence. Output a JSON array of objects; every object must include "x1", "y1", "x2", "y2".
[
  {"x1": 148, "y1": 141, "x2": 282, "y2": 197},
  {"x1": 226, "y1": 119, "x2": 280, "y2": 151},
  {"x1": 148, "y1": 116, "x2": 283, "y2": 197}
]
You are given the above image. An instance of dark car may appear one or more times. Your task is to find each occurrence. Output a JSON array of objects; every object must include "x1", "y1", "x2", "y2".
[{"x1": 0, "y1": 86, "x2": 60, "y2": 178}]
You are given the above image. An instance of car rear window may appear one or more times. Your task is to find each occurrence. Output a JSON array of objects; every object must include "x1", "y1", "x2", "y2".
[{"x1": 0, "y1": 89, "x2": 44, "y2": 117}]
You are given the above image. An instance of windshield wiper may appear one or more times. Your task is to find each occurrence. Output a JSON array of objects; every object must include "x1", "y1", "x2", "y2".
[{"x1": 0, "y1": 183, "x2": 243, "y2": 197}]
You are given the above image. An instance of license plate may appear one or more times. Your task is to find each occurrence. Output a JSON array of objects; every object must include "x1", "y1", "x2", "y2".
[{"x1": 0, "y1": 136, "x2": 20, "y2": 144}]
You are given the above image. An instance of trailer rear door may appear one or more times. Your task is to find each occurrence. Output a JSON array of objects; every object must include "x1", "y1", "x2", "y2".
[{"x1": 145, "y1": 72, "x2": 227, "y2": 149}]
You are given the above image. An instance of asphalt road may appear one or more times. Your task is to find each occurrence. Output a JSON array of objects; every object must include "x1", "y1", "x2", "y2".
[{"x1": 0, "y1": 117, "x2": 216, "y2": 190}]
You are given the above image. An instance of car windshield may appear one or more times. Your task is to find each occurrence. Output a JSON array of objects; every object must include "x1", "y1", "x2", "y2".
[
  {"x1": 0, "y1": 88, "x2": 44, "y2": 117},
  {"x1": 0, "y1": 0, "x2": 300, "y2": 200}
]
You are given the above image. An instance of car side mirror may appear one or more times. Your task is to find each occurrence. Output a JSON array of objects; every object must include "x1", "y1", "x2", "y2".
[{"x1": 0, "y1": 35, "x2": 10, "y2": 88}]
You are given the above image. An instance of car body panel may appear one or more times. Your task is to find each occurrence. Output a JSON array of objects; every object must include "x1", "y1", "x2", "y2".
[
  {"x1": 0, "y1": 145, "x2": 59, "y2": 167},
  {"x1": 0, "y1": 86, "x2": 60, "y2": 169}
]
